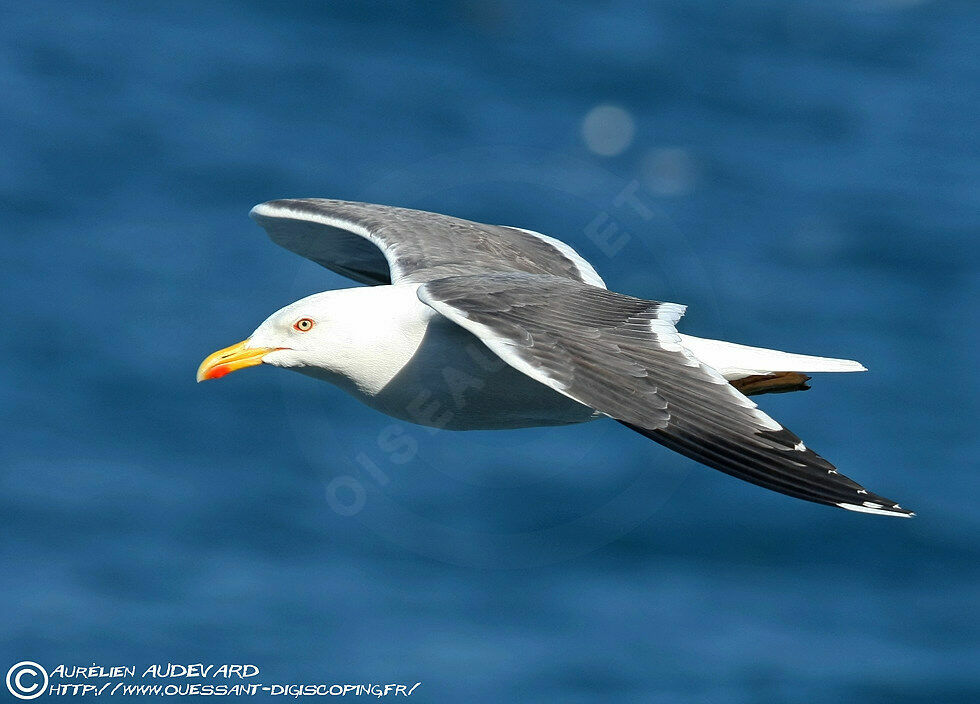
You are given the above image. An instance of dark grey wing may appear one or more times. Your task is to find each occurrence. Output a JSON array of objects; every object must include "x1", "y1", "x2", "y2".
[
  {"x1": 250, "y1": 199, "x2": 605, "y2": 286},
  {"x1": 419, "y1": 273, "x2": 912, "y2": 517}
]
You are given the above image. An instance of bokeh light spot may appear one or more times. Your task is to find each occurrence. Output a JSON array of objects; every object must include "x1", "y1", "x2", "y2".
[
  {"x1": 581, "y1": 104, "x2": 635, "y2": 156},
  {"x1": 641, "y1": 147, "x2": 697, "y2": 196}
]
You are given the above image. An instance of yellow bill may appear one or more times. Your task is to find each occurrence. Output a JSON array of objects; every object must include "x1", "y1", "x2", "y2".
[{"x1": 197, "y1": 340, "x2": 276, "y2": 382}]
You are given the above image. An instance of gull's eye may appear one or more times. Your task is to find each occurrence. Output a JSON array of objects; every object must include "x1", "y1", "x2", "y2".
[{"x1": 293, "y1": 317, "x2": 315, "y2": 332}]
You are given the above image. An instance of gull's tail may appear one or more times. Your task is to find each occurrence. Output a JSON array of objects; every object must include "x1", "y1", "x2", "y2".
[{"x1": 678, "y1": 334, "x2": 866, "y2": 396}]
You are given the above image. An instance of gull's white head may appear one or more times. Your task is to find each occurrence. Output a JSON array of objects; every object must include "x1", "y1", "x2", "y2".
[{"x1": 197, "y1": 288, "x2": 389, "y2": 384}]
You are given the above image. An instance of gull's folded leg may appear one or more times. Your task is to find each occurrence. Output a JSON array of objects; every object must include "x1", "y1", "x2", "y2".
[{"x1": 730, "y1": 372, "x2": 812, "y2": 396}]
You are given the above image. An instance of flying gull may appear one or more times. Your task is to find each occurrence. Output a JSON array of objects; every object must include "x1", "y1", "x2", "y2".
[{"x1": 198, "y1": 199, "x2": 912, "y2": 517}]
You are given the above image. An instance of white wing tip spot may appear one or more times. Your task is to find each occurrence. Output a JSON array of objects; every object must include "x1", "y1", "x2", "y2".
[
  {"x1": 838, "y1": 502, "x2": 914, "y2": 518},
  {"x1": 250, "y1": 202, "x2": 273, "y2": 218},
  {"x1": 794, "y1": 441, "x2": 806, "y2": 451}
]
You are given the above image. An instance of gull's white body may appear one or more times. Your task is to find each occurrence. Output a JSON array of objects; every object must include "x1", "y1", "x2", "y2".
[{"x1": 251, "y1": 284, "x2": 863, "y2": 431}]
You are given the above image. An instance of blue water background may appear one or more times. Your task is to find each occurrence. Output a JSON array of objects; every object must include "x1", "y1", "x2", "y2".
[{"x1": 2, "y1": 1, "x2": 978, "y2": 702}]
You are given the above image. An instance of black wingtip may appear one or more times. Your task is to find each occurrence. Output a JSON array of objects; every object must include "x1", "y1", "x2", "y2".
[{"x1": 619, "y1": 420, "x2": 915, "y2": 518}]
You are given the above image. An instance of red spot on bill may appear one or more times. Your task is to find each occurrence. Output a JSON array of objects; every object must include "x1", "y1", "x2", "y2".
[{"x1": 208, "y1": 365, "x2": 231, "y2": 379}]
